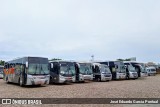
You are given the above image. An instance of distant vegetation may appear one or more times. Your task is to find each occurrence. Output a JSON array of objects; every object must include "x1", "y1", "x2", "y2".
[
  {"x1": 117, "y1": 58, "x2": 131, "y2": 61},
  {"x1": 0, "y1": 60, "x2": 5, "y2": 65},
  {"x1": 49, "y1": 58, "x2": 62, "y2": 61}
]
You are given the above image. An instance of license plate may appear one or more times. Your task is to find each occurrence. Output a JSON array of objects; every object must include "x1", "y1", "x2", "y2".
[
  {"x1": 37, "y1": 81, "x2": 42, "y2": 84},
  {"x1": 67, "y1": 77, "x2": 72, "y2": 80}
]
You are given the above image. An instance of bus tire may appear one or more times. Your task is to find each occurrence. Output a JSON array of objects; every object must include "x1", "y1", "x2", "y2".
[
  {"x1": 19, "y1": 77, "x2": 23, "y2": 87},
  {"x1": 97, "y1": 77, "x2": 101, "y2": 82},
  {"x1": 6, "y1": 77, "x2": 10, "y2": 84},
  {"x1": 49, "y1": 77, "x2": 52, "y2": 84}
]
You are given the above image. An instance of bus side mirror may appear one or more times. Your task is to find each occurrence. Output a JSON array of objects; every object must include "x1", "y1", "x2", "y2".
[
  {"x1": 51, "y1": 63, "x2": 53, "y2": 68},
  {"x1": 26, "y1": 62, "x2": 28, "y2": 68}
]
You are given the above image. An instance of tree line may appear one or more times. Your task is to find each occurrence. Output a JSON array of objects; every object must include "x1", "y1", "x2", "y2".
[
  {"x1": 0, "y1": 60, "x2": 5, "y2": 65},
  {"x1": 116, "y1": 58, "x2": 132, "y2": 61}
]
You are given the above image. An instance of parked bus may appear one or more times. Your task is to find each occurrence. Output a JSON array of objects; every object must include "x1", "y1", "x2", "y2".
[
  {"x1": 123, "y1": 62, "x2": 138, "y2": 79},
  {"x1": 77, "y1": 62, "x2": 93, "y2": 81},
  {"x1": 123, "y1": 61, "x2": 147, "y2": 77},
  {"x1": 3, "y1": 57, "x2": 50, "y2": 86},
  {"x1": 0, "y1": 66, "x2": 3, "y2": 79},
  {"x1": 72, "y1": 62, "x2": 85, "y2": 82},
  {"x1": 49, "y1": 61, "x2": 73, "y2": 83},
  {"x1": 92, "y1": 63, "x2": 112, "y2": 81},
  {"x1": 146, "y1": 66, "x2": 156, "y2": 76},
  {"x1": 98, "y1": 61, "x2": 126, "y2": 80}
]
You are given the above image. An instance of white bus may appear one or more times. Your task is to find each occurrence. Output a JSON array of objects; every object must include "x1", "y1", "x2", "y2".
[
  {"x1": 146, "y1": 66, "x2": 156, "y2": 76},
  {"x1": 0, "y1": 65, "x2": 3, "y2": 79},
  {"x1": 92, "y1": 63, "x2": 112, "y2": 81},
  {"x1": 3, "y1": 57, "x2": 50, "y2": 86},
  {"x1": 49, "y1": 61, "x2": 73, "y2": 83},
  {"x1": 77, "y1": 62, "x2": 93, "y2": 81},
  {"x1": 98, "y1": 61, "x2": 126, "y2": 80},
  {"x1": 123, "y1": 61, "x2": 147, "y2": 77},
  {"x1": 124, "y1": 62, "x2": 138, "y2": 79}
]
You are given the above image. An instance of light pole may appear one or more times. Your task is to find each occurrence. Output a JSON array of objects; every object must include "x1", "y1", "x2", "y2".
[{"x1": 91, "y1": 55, "x2": 94, "y2": 62}]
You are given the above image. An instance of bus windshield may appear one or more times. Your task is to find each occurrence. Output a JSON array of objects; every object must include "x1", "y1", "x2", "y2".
[
  {"x1": 68, "y1": 64, "x2": 76, "y2": 76},
  {"x1": 60, "y1": 63, "x2": 76, "y2": 76},
  {"x1": 28, "y1": 64, "x2": 49, "y2": 75},
  {"x1": 79, "y1": 64, "x2": 92, "y2": 75},
  {"x1": 100, "y1": 65, "x2": 110, "y2": 73},
  {"x1": 139, "y1": 65, "x2": 146, "y2": 73},
  {"x1": 116, "y1": 65, "x2": 126, "y2": 73},
  {"x1": 128, "y1": 65, "x2": 136, "y2": 72}
]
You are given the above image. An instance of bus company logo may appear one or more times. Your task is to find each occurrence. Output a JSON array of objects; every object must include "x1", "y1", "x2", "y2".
[{"x1": 2, "y1": 99, "x2": 12, "y2": 104}]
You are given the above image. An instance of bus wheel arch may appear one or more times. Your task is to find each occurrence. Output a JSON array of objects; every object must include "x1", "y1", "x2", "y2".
[
  {"x1": 49, "y1": 76, "x2": 53, "y2": 84},
  {"x1": 95, "y1": 75, "x2": 101, "y2": 82}
]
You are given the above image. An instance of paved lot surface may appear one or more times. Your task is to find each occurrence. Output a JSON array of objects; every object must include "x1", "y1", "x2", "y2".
[{"x1": 0, "y1": 75, "x2": 160, "y2": 107}]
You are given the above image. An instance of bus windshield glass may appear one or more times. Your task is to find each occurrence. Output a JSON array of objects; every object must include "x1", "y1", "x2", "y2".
[
  {"x1": 28, "y1": 57, "x2": 49, "y2": 75},
  {"x1": 79, "y1": 63, "x2": 92, "y2": 75},
  {"x1": 120, "y1": 66, "x2": 126, "y2": 73},
  {"x1": 128, "y1": 65, "x2": 136, "y2": 72},
  {"x1": 138, "y1": 64, "x2": 146, "y2": 73},
  {"x1": 28, "y1": 64, "x2": 49, "y2": 75},
  {"x1": 60, "y1": 63, "x2": 75, "y2": 76},
  {"x1": 68, "y1": 64, "x2": 76, "y2": 76},
  {"x1": 100, "y1": 65, "x2": 110, "y2": 74}
]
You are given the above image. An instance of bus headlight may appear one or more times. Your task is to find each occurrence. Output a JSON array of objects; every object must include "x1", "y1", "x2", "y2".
[{"x1": 59, "y1": 75, "x2": 64, "y2": 79}]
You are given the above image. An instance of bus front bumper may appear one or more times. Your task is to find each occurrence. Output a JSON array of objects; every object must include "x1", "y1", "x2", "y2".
[
  {"x1": 129, "y1": 72, "x2": 138, "y2": 79},
  {"x1": 101, "y1": 75, "x2": 112, "y2": 81},
  {"x1": 26, "y1": 75, "x2": 50, "y2": 85}
]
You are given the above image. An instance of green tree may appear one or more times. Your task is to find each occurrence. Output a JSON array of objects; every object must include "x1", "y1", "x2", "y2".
[
  {"x1": 117, "y1": 58, "x2": 131, "y2": 61},
  {"x1": 0, "y1": 60, "x2": 5, "y2": 65}
]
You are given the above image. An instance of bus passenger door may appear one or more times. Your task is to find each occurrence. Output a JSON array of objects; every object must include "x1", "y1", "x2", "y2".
[
  {"x1": 22, "y1": 64, "x2": 26, "y2": 85},
  {"x1": 75, "y1": 64, "x2": 79, "y2": 82}
]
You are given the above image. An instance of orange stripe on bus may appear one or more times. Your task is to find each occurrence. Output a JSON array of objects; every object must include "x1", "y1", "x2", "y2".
[{"x1": 4, "y1": 68, "x2": 15, "y2": 74}]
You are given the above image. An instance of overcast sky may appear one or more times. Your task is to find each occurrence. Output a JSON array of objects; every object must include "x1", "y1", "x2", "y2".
[{"x1": 0, "y1": 0, "x2": 160, "y2": 63}]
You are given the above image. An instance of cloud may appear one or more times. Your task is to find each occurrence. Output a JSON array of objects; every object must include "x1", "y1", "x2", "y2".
[{"x1": 0, "y1": 0, "x2": 160, "y2": 63}]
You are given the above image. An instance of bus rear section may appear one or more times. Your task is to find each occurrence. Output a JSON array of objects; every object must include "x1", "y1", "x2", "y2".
[
  {"x1": 3, "y1": 57, "x2": 50, "y2": 86},
  {"x1": 0, "y1": 66, "x2": 3, "y2": 79},
  {"x1": 78, "y1": 62, "x2": 93, "y2": 81},
  {"x1": 49, "y1": 61, "x2": 73, "y2": 84},
  {"x1": 92, "y1": 63, "x2": 112, "y2": 82}
]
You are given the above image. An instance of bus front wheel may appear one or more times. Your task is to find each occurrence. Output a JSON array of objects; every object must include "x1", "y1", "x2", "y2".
[
  {"x1": 6, "y1": 77, "x2": 10, "y2": 84},
  {"x1": 19, "y1": 77, "x2": 23, "y2": 87}
]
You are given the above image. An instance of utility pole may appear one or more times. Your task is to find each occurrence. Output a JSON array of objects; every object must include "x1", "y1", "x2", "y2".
[{"x1": 91, "y1": 55, "x2": 94, "y2": 62}]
